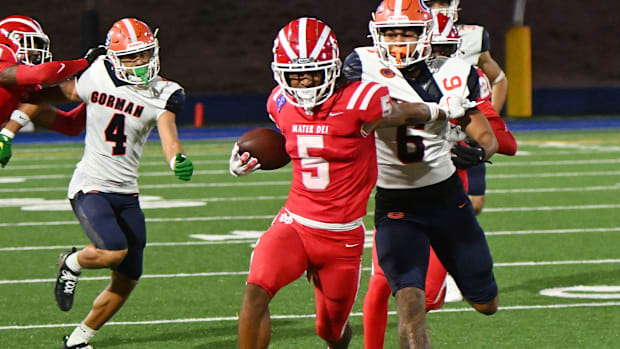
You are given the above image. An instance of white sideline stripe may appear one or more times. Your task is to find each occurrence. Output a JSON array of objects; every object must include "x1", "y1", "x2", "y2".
[
  {"x1": 2, "y1": 203, "x2": 619, "y2": 228},
  {"x1": 2, "y1": 301, "x2": 620, "y2": 330},
  {"x1": 487, "y1": 170, "x2": 620, "y2": 179},
  {"x1": 495, "y1": 158, "x2": 620, "y2": 166},
  {"x1": 1, "y1": 227, "x2": 618, "y2": 251},
  {"x1": 2, "y1": 259, "x2": 619, "y2": 285},
  {"x1": 0, "y1": 181, "x2": 292, "y2": 193},
  {"x1": 487, "y1": 184, "x2": 620, "y2": 194}
]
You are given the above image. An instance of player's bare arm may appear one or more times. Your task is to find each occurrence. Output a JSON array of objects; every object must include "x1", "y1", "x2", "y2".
[
  {"x1": 157, "y1": 111, "x2": 184, "y2": 163},
  {"x1": 477, "y1": 51, "x2": 507, "y2": 113},
  {"x1": 458, "y1": 109, "x2": 498, "y2": 160},
  {"x1": 362, "y1": 101, "x2": 445, "y2": 135}
]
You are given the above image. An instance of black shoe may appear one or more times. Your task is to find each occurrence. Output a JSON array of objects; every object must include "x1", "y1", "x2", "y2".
[
  {"x1": 55, "y1": 248, "x2": 80, "y2": 311},
  {"x1": 63, "y1": 335, "x2": 93, "y2": 349}
]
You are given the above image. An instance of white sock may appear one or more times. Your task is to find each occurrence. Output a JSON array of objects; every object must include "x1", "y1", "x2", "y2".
[
  {"x1": 66, "y1": 322, "x2": 97, "y2": 345},
  {"x1": 65, "y1": 252, "x2": 82, "y2": 273}
]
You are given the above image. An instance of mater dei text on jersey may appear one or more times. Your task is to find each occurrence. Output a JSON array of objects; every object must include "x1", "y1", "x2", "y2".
[{"x1": 292, "y1": 124, "x2": 329, "y2": 134}]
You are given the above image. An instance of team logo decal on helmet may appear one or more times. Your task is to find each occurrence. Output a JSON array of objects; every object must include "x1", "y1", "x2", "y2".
[
  {"x1": 369, "y1": 0, "x2": 434, "y2": 68},
  {"x1": 271, "y1": 17, "x2": 341, "y2": 110},
  {"x1": 430, "y1": 13, "x2": 461, "y2": 56},
  {"x1": 0, "y1": 15, "x2": 52, "y2": 65},
  {"x1": 105, "y1": 18, "x2": 160, "y2": 85}
]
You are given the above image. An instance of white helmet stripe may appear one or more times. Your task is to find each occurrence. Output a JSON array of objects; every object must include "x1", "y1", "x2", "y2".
[
  {"x1": 394, "y1": 0, "x2": 403, "y2": 15},
  {"x1": 122, "y1": 19, "x2": 138, "y2": 42},
  {"x1": 298, "y1": 17, "x2": 307, "y2": 58},
  {"x1": 0, "y1": 17, "x2": 42, "y2": 33},
  {"x1": 309, "y1": 25, "x2": 331, "y2": 60},
  {"x1": 277, "y1": 30, "x2": 298, "y2": 60}
]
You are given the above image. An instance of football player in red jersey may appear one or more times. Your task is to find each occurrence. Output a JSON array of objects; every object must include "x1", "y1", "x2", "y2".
[
  {"x1": 0, "y1": 15, "x2": 103, "y2": 167},
  {"x1": 230, "y1": 17, "x2": 469, "y2": 349}
]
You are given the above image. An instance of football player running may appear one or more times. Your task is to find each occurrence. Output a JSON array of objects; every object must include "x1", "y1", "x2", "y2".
[
  {"x1": 425, "y1": 0, "x2": 511, "y2": 215},
  {"x1": 50, "y1": 18, "x2": 193, "y2": 349},
  {"x1": 230, "y1": 17, "x2": 466, "y2": 349},
  {"x1": 0, "y1": 15, "x2": 103, "y2": 167},
  {"x1": 342, "y1": 1, "x2": 499, "y2": 348}
]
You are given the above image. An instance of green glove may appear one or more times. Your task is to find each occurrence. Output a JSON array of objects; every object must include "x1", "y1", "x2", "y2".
[
  {"x1": 0, "y1": 133, "x2": 12, "y2": 168},
  {"x1": 174, "y1": 152, "x2": 193, "y2": 181}
]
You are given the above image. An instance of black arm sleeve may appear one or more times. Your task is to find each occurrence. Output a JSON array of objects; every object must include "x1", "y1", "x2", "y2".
[
  {"x1": 342, "y1": 51, "x2": 363, "y2": 82},
  {"x1": 481, "y1": 28, "x2": 491, "y2": 53},
  {"x1": 466, "y1": 66, "x2": 481, "y2": 102},
  {"x1": 165, "y1": 88, "x2": 186, "y2": 114}
]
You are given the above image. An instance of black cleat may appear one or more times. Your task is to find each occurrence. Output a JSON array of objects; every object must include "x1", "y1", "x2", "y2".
[
  {"x1": 63, "y1": 335, "x2": 93, "y2": 349},
  {"x1": 55, "y1": 248, "x2": 80, "y2": 311}
]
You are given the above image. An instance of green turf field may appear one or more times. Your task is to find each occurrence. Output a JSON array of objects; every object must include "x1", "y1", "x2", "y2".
[{"x1": 1, "y1": 128, "x2": 619, "y2": 348}]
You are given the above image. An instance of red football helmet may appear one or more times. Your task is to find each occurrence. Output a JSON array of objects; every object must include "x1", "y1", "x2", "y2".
[
  {"x1": 369, "y1": 0, "x2": 434, "y2": 67},
  {"x1": 105, "y1": 18, "x2": 160, "y2": 85},
  {"x1": 0, "y1": 15, "x2": 52, "y2": 65},
  {"x1": 424, "y1": 0, "x2": 460, "y2": 22},
  {"x1": 431, "y1": 13, "x2": 461, "y2": 56},
  {"x1": 272, "y1": 17, "x2": 341, "y2": 109}
]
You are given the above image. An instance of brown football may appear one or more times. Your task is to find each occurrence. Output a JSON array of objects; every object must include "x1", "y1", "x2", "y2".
[{"x1": 237, "y1": 128, "x2": 291, "y2": 170}]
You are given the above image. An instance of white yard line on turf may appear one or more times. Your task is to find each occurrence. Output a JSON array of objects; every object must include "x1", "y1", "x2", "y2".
[
  {"x1": 2, "y1": 258, "x2": 619, "y2": 285},
  {"x1": 1, "y1": 301, "x2": 620, "y2": 330}
]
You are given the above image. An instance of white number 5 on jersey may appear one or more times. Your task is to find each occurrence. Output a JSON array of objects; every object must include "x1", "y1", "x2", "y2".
[{"x1": 297, "y1": 135, "x2": 329, "y2": 190}]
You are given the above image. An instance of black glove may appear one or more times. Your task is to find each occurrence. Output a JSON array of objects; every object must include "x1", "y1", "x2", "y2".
[
  {"x1": 84, "y1": 45, "x2": 107, "y2": 65},
  {"x1": 451, "y1": 138, "x2": 491, "y2": 170}
]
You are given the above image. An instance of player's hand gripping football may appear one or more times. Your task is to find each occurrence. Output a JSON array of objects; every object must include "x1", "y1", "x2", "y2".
[
  {"x1": 0, "y1": 131, "x2": 13, "y2": 168},
  {"x1": 229, "y1": 143, "x2": 261, "y2": 177},
  {"x1": 451, "y1": 138, "x2": 491, "y2": 169},
  {"x1": 173, "y1": 152, "x2": 194, "y2": 181},
  {"x1": 438, "y1": 95, "x2": 479, "y2": 120}
]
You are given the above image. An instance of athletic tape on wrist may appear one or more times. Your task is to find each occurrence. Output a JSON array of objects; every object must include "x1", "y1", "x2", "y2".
[
  {"x1": 10, "y1": 109, "x2": 31, "y2": 127},
  {"x1": 1, "y1": 128, "x2": 15, "y2": 139},
  {"x1": 493, "y1": 71, "x2": 506, "y2": 85},
  {"x1": 425, "y1": 102, "x2": 440, "y2": 122}
]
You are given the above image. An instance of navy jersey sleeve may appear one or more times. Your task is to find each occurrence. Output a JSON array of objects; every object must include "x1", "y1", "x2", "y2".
[
  {"x1": 481, "y1": 28, "x2": 491, "y2": 53},
  {"x1": 165, "y1": 88, "x2": 186, "y2": 114},
  {"x1": 466, "y1": 66, "x2": 481, "y2": 102},
  {"x1": 342, "y1": 51, "x2": 363, "y2": 82}
]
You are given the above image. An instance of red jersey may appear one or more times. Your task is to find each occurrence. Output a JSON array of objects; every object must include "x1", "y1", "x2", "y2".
[
  {"x1": 0, "y1": 46, "x2": 32, "y2": 123},
  {"x1": 475, "y1": 67, "x2": 517, "y2": 156},
  {"x1": 267, "y1": 81, "x2": 391, "y2": 224}
]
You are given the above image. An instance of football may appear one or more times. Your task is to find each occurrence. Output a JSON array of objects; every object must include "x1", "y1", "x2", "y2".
[{"x1": 237, "y1": 128, "x2": 291, "y2": 170}]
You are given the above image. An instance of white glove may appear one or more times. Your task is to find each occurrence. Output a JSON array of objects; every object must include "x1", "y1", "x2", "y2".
[
  {"x1": 229, "y1": 143, "x2": 261, "y2": 176},
  {"x1": 438, "y1": 95, "x2": 478, "y2": 120}
]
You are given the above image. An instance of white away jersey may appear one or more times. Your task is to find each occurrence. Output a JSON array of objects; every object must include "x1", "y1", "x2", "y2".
[
  {"x1": 68, "y1": 58, "x2": 184, "y2": 198},
  {"x1": 457, "y1": 24, "x2": 487, "y2": 66},
  {"x1": 349, "y1": 47, "x2": 455, "y2": 189}
]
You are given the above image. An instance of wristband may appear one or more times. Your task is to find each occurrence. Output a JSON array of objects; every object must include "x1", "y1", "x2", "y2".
[
  {"x1": 493, "y1": 70, "x2": 506, "y2": 85},
  {"x1": 10, "y1": 109, "x2": 31, "y2": 127},
  {"x1": 425, "y1": 102, "x2": 440, "y2": 122},
  {"x1": 169, "y1": 157, "x2": 176, "y2": 170},
  {"x1": 1, "y1": 128, "x2": 15, "y2": 139}
]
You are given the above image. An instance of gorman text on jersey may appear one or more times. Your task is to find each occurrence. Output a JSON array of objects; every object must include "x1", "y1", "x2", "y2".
[{"x1": 89, "y1": 91, "x2": 145, "y2": 118}]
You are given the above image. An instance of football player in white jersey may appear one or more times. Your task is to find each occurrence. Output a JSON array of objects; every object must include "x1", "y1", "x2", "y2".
[
  {"x1": 343, "y1": 1, "x2": 498, "y2": 347},
  {"x1": 48, "y1": 18, "x2": 194, "y2": 349},
  {"x1": 425, "y1": 0, "x2": 509, "y2": 215}
]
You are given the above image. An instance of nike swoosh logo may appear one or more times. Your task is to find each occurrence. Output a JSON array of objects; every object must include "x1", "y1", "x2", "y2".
[
  {"x1": 458, "y1": 202, "x2": 467, "y2": 208},
  {"x1": 57, "y1": 63, "x2": 65, "y2": 74},
  {"x1": 328, "y1": 111, "x2": 344, "y2": 116},
  {"x1": 345, "y1": 243, "x2": 360, "y2": 248}
]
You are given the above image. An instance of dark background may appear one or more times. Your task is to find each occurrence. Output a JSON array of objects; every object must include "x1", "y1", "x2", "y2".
[
  {"x1": 2, "y1": 0, "x2": 618, "y2": 93},
  {"x1": 1, "y1": 0, "x2": 618, "y2": 120}
]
